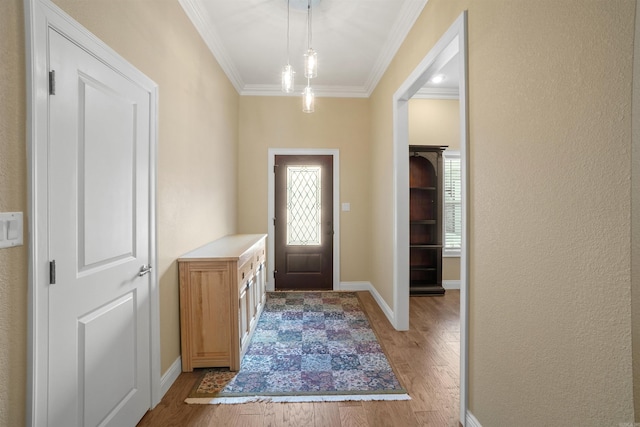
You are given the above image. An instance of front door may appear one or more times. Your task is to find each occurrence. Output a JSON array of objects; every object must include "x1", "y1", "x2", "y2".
[
  {"x1": 47, "y1": 27, "x2": 152, "y2": 426},
  {"x1": 274, "y1": 155, "x2": 333, "y2": 290}
]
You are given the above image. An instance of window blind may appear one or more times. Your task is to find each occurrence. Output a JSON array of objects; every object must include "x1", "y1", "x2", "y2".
[{"x1": 443, "y1": 151, "x2": 461, "y2": 255}]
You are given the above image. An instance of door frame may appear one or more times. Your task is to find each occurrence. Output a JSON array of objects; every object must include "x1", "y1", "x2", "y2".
[
  {"x1": 24, "y1": 0, "x2": 161, "y2": 425},
  {"x1": 392, "y1": 12, "x2": 469, "y2": 424},
  {"x1": 267, "y1": 148, "x2": 340, "y2": 292}
]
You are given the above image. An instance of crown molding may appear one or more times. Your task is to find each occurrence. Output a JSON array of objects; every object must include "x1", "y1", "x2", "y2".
[
  {"x1": 241, "y1": 84, "x2": 369, "y2": 98},
  {"x1": 364, "y1": 0, "x2": 428, "y2": 96},
  {"x1": 413, "y1": 87, "x2": 460, "y2": 99},
  {"x1": 178, "y1": 0, "x2": 244, "y2": 94},
  {"x1": 180, "y1": 0, "x2": 428, "y2": 99}
]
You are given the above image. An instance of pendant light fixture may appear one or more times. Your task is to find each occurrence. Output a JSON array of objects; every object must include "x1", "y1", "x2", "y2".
[
  {"x1": 302, "y1": 82, "x2": 314, "y2": 113},
  {"x1": 302, "y1": 0, "x2": 316, "y2": 112},
  {"x1": 303, "y1": 0, "x2": 317, "y2": 78},
  {"x1": 281, "y1": 0, "x2": 295, "y2": 93}
]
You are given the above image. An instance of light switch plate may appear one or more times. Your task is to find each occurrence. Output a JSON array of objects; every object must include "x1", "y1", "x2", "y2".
[
  {"x1": 0, "y1": 212, "x2": 23, "y2": 248},
  {"x1": 341, "y1": 203, "x2": 351, "y2": 212}
]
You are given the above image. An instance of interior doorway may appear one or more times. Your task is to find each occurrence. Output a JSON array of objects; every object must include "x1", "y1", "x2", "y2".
[
  {"x1": 392, "y1": 11, "x2": 469, "y2": 424},
  {"x1": 25, "y1": 1, "x2": 161, "y2": 425}
]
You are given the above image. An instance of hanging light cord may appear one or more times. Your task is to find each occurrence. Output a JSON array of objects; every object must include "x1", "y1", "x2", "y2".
[
  {"x1": 307, "y1": 0, "x2": 312, "y2": 50},
  {"x1": 288, "y1": 0, "x2": 292, "y2": 64}
]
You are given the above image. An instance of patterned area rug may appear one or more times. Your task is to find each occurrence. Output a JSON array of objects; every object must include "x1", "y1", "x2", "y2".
[{"x1": 185, "y1": 291, "x2": 409, "y2": 404}]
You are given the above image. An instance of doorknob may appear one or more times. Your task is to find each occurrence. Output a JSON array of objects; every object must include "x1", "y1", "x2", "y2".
[{"x1": 138, "y1": 265, "x2": 153, "y2": 277}]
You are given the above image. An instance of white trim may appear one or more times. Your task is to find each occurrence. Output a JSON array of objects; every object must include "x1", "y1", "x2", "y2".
[
  {"x1": 241, "y1": 84, "x2": 369, "y2": 98},
  {"x1": 442, "y1": 280, "x2": 460, "y2": 290},
  {"x1": 466, "y1": 411, "x2": 483, "y2": 427},
  {"x1": 364, "y1": 0, "x2": 429, "y2": 96},
  {"x1": 25, "y1": 0, "x2": 161, "y2": 424},
  {"x1": 160, "y1": 357, "x2": 183, "y2": 399},
  {"x1": 412, "y1": 87, "x2": 460, "y2": 100},
  {"x1": 391, "y1": 11, "x2": 469, "y2": 426},
  {"x1": 339, "y1": 282, "x2": 395, "y2": 326},
  {"x1": 178, "y1": 0, "x2": 243, "y2": 93},
  {"x1": 267, "y1": 149, "x2": 340, "y2": 292},
  {"x1": 148, "y1": 66, "x2": 161, "y2": 412}
]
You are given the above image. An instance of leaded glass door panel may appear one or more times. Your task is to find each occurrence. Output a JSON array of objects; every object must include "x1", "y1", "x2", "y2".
[{"x1": 274, "y1": 155, "x2": 333, "y2": 290}]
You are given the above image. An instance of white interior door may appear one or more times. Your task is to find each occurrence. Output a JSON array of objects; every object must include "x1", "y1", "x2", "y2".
[{"x1": 47, "y1": 27, "x2": 152, "y2": 427}]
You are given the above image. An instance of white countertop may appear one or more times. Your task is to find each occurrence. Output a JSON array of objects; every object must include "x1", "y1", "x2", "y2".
[{"x1": 178, "y1": 234, "x2": 266, "y2": 261}]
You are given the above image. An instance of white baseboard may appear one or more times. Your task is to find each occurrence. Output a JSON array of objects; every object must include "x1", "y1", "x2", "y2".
[
  {"x1": 466, "y1": 410, "x2": 482, "y2": 427},
  {"x1": 339, "y1": 281, "x2": 395, "y2": 326},
  {"x1": 160, "y1": 357, "x2": 182, "y2": 399},
  {"x1": 443, "y1": 280, "x2": 461, "y2": 290}
]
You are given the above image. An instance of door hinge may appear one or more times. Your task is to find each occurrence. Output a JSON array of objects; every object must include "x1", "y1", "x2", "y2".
[
  {"x1": 49, "y1": 70, "x2": 56, "y2": 95},
  {"x1": 273, "y1": 217, "x2": 276, "y2": 226},
  {"x1": 49, "y1": 260, "x2": 56, "y2": 284}
]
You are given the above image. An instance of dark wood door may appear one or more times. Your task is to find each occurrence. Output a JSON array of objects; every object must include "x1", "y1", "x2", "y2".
[{"x1": 274, "y1": 155, "x2": 333, "y2": 290}]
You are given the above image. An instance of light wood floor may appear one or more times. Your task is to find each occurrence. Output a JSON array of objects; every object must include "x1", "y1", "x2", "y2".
[{"x1": 137, "y1": 291, "x2": 460, "y2": 427}]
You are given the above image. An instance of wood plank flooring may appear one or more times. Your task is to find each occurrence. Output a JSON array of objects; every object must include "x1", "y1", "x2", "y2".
[{"x1": 137, "y1": 291, "x2": 460, "y2": 427}]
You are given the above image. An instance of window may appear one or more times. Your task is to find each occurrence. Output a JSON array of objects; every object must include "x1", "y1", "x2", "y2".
[
  {"x1": 443, "y1": 151, "x2": 461, "y2": 256},
  {"x1": 286, "y1": 165, "x2": 322, "y2": 246}
]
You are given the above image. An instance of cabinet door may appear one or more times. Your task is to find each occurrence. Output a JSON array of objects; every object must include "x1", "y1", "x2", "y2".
[
  {"x1": 256, "y1": 263, "x2": 266, "y2": 308},
  {"x1": 179, "y1": 262, "x2": 232, "y2": 372},
  {"x1": 239, "y1": 283, "x2": 249, "y2": 351},
  {"x1": 247, "y1": 276, "x2": 257, "y2": 332}
]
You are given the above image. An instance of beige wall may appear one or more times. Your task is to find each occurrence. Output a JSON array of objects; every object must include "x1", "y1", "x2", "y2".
[
  {"x1": 409, "y1": 98, "x2": 461, "y2": 281},
  {"x1": 0, "y1": 0, "x2": 239, "y2": 424},
  {"x1": 237, "y1": 96, "x2": 371, "y2": 282},
  {"x1": 372, "y1": 0, "x2": 635, "y2": 424},
  {"x1": 0, "y1": 1, "x2": 28, "y2": 426},
  {"x1": 633, "y1": 0, "x2": 640, "y2": 420},
  {"x1": 409, "y1": 98, "x2": 460, "y2": 149}
]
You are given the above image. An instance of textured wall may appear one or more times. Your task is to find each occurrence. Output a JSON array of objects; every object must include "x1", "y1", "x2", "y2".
[
  {"x1": 0, "y1": 1, "x2": 27, "y2": 425},
  {"x1": 633, "y1": 0, "x2": 640, "y2": 420},
  {"x1": 237, "y1": 96, "x2": 372, "y2": 282},
  {"x1": 371, "y1": 0, "x2": 635, "y2": 424}
]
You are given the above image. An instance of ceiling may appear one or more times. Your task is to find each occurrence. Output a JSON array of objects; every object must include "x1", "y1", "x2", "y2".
[{"x1": 179, "y1": 0, "x2": 459, "y2": 99}]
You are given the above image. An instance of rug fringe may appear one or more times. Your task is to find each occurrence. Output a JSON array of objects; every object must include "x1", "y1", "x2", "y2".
[{"x1": 185, "y1": 393, "x2": 411, "y2": 405}]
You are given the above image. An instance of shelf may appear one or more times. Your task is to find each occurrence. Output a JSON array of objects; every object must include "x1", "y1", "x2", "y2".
[
  {"x1": 409, "y1": 284, "x2": 445, "y2": 296},
  {"x1": 409, "y1": 146, "x2": 445, "y2": 298},
  {"x1": 410, "y1": 220, "x2": 436, "y2": 225}
]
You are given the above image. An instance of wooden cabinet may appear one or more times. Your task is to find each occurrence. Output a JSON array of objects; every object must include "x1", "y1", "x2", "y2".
[
  {"x1": 409, "y1": 146, "x2": 446, "y2": 296},
  {"x1": 178, "y1": 234, "x2": 267, "y2": 372}
]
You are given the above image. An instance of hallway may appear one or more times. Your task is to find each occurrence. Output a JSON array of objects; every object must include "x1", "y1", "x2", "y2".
[{"x1": 138, "y1": 291, "x2": 460, "y2": 426}]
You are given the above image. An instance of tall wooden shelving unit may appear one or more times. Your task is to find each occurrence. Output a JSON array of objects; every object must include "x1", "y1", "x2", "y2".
[{"x1": 409, "y1": 145, "x2": 447, "y2": 296}]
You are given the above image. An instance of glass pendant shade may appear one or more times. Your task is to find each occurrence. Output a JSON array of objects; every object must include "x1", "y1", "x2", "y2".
[
  {"x1": 281, "y1": 64, "x2": 295, "y2": 93},
  {"x1": 302, "y1": 86, "x2": 315, "y2": 113},
  {"x1": 304, "y1": 48, "x2": 318, "y2": 78}
]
